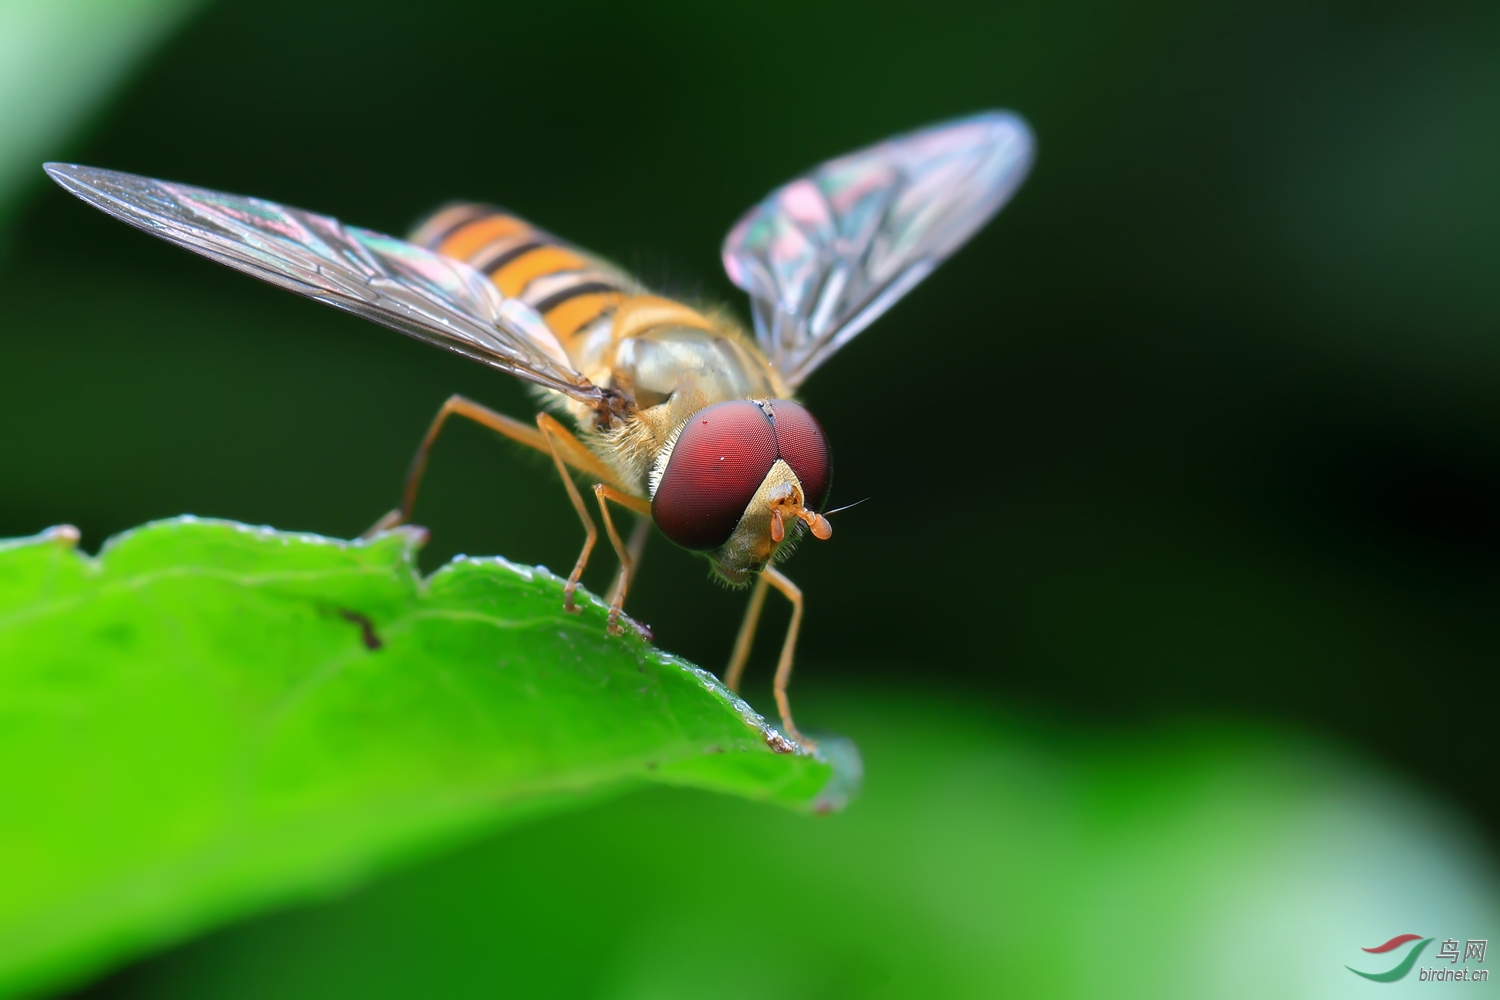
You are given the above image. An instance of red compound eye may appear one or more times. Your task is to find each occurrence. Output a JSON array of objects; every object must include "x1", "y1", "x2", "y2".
[
  {"x1": 766, "y1": 399, "x2": 832, "y2": 511},
  {"x1": 652, "y1": 401, "x2": 779, "y2": 550}
]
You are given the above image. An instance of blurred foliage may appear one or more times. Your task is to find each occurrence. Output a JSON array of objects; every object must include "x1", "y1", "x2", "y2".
[
  {"x1": 80, "y1": 692, "x2": 1500, "y2": 999},
  {"x1": 0, "y1": 0, "x2": 201, "y2": 225},
  {"x1": 0, "y1": 519, "x2": 842, "y2": 997},
  {"x1": 3, "y1": 0, "x2": 1497, "y2": 835},
  {"x1": 1, "y1": 0, "x2": 1498, "y2": 994}
]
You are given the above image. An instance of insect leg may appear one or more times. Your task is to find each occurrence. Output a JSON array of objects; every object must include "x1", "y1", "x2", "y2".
[
  {"x1": 593, "y1": 485, "x2": 652, "y2": 636},
  {"x1": 534, "y1": 413, "x2": 627, "y2": 488},
  {"x1": 761, "y1": 567, "x2": 814, "y2": 748},
  {"x1": 724, "y1": 575, "x2": 770, "y2": 693},
  {"x1": 363, "y1": 394, "x2": 621, "y2": 537},
  {"x1": 607, "y1": 515, "x2": 652, "y2": 608},
  {"x1": 535, "y1": 414, "x2": 607, "y2": 614}
]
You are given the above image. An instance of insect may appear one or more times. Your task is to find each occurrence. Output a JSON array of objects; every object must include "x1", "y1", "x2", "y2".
[{"x1": 45, "y1": 111, "x2": 1034, "y2": 746}]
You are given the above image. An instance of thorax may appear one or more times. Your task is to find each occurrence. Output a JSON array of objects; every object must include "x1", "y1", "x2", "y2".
[{"x1": 559, "y1": 295, "x2": 788, "y2": 494}]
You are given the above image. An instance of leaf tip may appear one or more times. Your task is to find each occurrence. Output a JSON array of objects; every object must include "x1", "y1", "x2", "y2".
[{"x1": 808, "y1": 736, "x2": 863, "y2": 814}]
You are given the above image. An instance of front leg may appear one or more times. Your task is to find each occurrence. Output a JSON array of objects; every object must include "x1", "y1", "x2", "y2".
[
  {"x1": 536, "y1": 416, "x2": 653, "y2": 637},
  {"x1": 761, "y1": 567, "x2": 813, "y2": 749},
  {"x1": 725, "y1": 575, "x2": 770, "y2": 693}
]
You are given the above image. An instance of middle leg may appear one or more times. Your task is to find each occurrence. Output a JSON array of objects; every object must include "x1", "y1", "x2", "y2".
[
  {"x1": 535, "y1": 413, "x2": 612, "y2": 614},
  {"x1": 592, "y1": 484, "x2": 651, "y2": 636},
  {"x1": 606, "y1": 515, "x2": 653, "y2": 608}
]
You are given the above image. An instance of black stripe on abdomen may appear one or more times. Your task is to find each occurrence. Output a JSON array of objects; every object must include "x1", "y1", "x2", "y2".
[
  {"x1": 479, "y1": 240, "x2": 546, "y2": 275},
  {"x1": 532, "y1": 281, "x2": 624, "y2": 315}
]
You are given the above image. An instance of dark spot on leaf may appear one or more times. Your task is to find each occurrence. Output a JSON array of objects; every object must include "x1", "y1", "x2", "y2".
[
  {"x1": 93, "y1": 621, "x2": 137, "y2": 650},
  {"x1": 704, "y1": 745, "x2": 724, "y2": 754},
  {"x1": 645, "y1": 760, "x2": 658, "y2": 770},
  {"x1": 338, "y1": 610, "x2": 382, "y2": 650}
]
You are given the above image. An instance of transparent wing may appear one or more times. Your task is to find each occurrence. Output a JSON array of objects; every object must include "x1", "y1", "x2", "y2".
[
  {"x1": 721, "y1": 111, "x2": 1035, "y2": 387},
  {"x1": 44, "y1": 163, "x2": 602, "y2": 403}
]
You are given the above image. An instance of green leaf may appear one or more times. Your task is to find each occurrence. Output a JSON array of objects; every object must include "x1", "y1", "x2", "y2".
[
  {"x1": 0, "y1": 517, "x2": 853, "y2": 998},
  {"x1": 72, "y1": 692, "x2": 1500, "y2": 999}
]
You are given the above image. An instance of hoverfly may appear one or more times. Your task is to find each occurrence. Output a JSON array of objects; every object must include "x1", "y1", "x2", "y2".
[{"x1": 45, "y1": 111, "x2": 1034, "y2": 746}]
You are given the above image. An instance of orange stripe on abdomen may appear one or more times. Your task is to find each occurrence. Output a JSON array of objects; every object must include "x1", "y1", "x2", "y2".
[
  {"x1": 410, "y1": 204, "x2": 637, "y2": 347},
  {"x1": 544, "y1": 290, "x2": 628, "y2": 340},
  {"x1": 490, "y1": 245, "x2": 590, "y2": 297},
  {"x1": 408, "y1": 203, "x2": 491, "y2": 249},
  {"x1": 436, "y1": 213, "x2": 532, "y2": 262}
]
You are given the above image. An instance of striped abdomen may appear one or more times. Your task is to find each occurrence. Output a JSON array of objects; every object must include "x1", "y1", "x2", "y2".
[{"x1": 410, "y1": 204, "x2": 637, "y2": 347}]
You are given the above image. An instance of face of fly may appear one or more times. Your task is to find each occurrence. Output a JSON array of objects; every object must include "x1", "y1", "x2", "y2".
[{"x1": 648, "y1": 399, "x2": 833, "y2": 584}]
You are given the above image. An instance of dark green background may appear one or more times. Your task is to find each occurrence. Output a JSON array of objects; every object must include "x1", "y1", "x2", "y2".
[{"x1": 4, "y1": 0, "x2": 1498, "y2": 849}]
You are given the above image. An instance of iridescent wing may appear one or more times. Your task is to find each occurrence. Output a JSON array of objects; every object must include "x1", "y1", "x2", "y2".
[
  {"x1": 44, "y1": 164, "x2": 601, "y2": 403},
  {"x1": 721, "y1": 111, "x2": 1035, "y2": 387}
]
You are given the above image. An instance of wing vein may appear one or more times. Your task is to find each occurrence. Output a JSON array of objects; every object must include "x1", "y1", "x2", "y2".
[{"x1": 721, "y1": 111, "x2": 1034, "y2": 386}]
